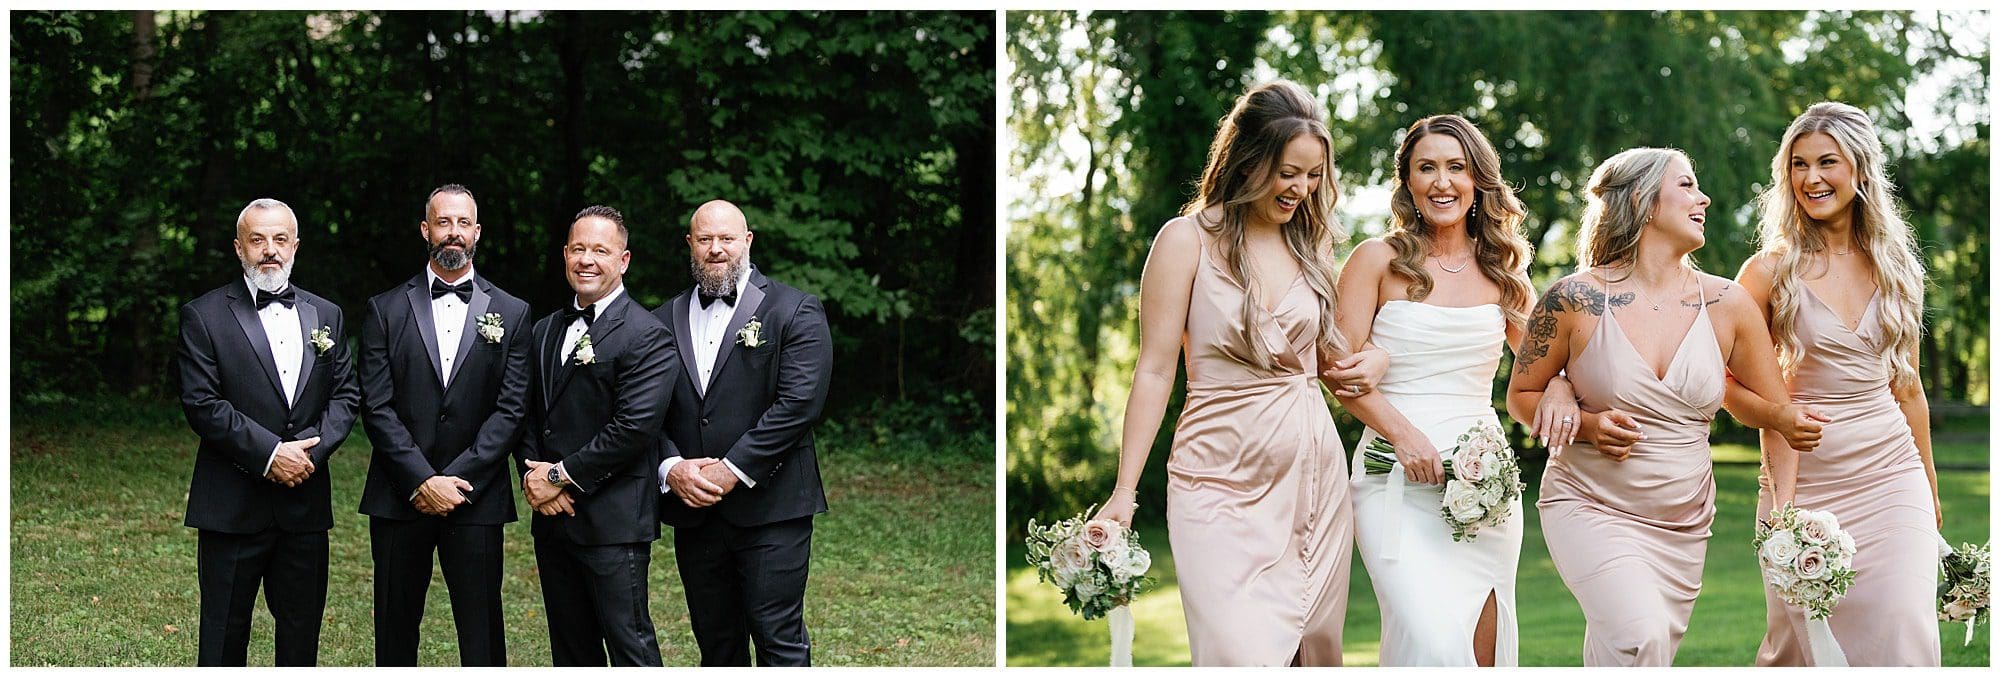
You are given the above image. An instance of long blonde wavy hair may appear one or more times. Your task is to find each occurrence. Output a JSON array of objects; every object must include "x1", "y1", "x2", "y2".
[
  {"x1": 1384, "y1": 114, "x2": 1534, "y2": 326},
  {"x1": 1754, "y1": 102, "x2": 1925, "y2": 393},
  {"x1": 1182, "y1": 79, "x2": 1350, "y2": 366},
  {"x1": 1577, "y1": 147, "x2": 1694, "y2": 278}
]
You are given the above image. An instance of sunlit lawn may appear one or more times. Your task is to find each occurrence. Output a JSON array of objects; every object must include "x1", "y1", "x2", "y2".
[{"x1": 1007, "y1": 443, "x2": 1990, "y2": 666}]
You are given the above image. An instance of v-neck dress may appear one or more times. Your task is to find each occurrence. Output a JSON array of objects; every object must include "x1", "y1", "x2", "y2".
[
  {"x1": 1537, "y1": 278, "x2": 1725, "y2": 666},
  {"x1": 1754, "y1": 287, "x2": 1941, "y2": 666},
  {"x1": 1165, "y1": 235, "x2": 1353, "y2": 666}
]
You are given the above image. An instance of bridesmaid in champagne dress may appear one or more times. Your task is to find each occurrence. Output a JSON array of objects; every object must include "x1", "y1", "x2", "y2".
[
  {"x1": 1093, "y1": 80, "x2": 1384, "y2": 666},
  {"x1": 1737, "y1": 102, "x2": 1942, "y2": 666},
  {"x1": 1505, "y1": 148, "x2": 1823, "y2": 666}
]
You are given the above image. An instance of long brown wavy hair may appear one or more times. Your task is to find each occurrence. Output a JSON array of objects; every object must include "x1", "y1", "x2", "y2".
[
  {"x1": 1181, "y1": 79, "x2": 1349, "y2": 366},
  {"x1": 1384, "y1": 114, "x2": 1534, "y2": 326},
  {"x1": 1754, "y1": 102, "x2": 1925, "y2": 393}
]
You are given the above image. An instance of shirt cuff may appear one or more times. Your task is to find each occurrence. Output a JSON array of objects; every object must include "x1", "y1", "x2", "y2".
[
  {"x1": 659, "y1": 457, "x2": 682, "y2": 494},
  {"x1": 722, "y1": 459, "x2": 755, "y2": 488},
  {"x1": 264, "y1": 442, "x2": 280, "y2": 476}
]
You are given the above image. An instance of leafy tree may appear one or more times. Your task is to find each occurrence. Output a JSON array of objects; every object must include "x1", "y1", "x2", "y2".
[
  {"x1": 10, "y1": 10, "x2": 995, "y2": 443},
  {"x1": 1006, "y1": 10, "x2": 1988, "y2": 530}
]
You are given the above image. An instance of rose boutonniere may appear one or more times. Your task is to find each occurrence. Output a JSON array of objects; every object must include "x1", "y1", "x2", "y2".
[
  {"x1": 737, "y1": 317, "x2": 763, "y2": 348},
  {"x1": 572, "y1": 333, "x2": 596, "y2": 365},
  {"x1": 309, "y1": 326, "x2": 334, "y2": 354},
  {"x1": 476, "y1": 312, "x2": 505, "y2": 343}
]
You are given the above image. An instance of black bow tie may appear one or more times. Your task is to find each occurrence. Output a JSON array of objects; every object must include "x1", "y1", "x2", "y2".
[
  {"x1": 561, "y1": 304, "x2": 596, "y2": 327},
  {"x1": 255, "y1": 287, "x2": 296, "y2": 310},
  {"x1": 430, "y1": 277, "x2": 473, "y2": 303},
  {"x1": 698, "y1": 289, "x2": 737, "y2": 309}
]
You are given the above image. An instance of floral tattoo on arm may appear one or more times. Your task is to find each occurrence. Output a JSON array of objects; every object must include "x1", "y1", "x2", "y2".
[{"x1": 1513, "y1": 277, "x2": 1634, "y2": 375}]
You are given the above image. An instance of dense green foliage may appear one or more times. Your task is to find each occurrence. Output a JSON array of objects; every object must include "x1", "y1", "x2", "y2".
[
  {"x1": 1006, "y1": 10, "x2": 1989, "y2": 529},
  {"x1": 11, "y1": 10, "x2": 995, "y2": 434},
  {"x1": 10, "y1": 399, "x2": 994, "y2": 666}
]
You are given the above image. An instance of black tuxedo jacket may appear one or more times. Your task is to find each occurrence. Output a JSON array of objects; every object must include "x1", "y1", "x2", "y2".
[
  {"x1": 177, "y1": 281, "x2": 360, "y2": 534},
  {"x1": 357, "y1": 273, "x2": 532, "y2": 524},
  {"x1": 519, "y1": 291, "x2": 675, "y2": 546},
  {"x1": 653, "y1": 267, "x2": 832, "y2": 529}
]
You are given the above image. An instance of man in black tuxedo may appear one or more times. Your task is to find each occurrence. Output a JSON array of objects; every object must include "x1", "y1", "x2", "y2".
[
  {"x1": 356, "y1": 184, "x2": 532, "y2": 665},
  {"x1": 519, "y1": 205, "x2": 676, "y2": 666},
  {"x1": 653, "y1": 200, "x2": 833, "y2": 666},
  {"x1": 176, "y1": 198, "x2": 360, "y2": 666}
]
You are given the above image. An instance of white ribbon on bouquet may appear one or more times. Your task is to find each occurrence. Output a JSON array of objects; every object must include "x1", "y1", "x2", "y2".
[
  {"x1": 1381, "y1": 459, "x2": 1406, "y2": 561},
  {"x1": 1108, "y1": 605, "x2": 1134, "y2": 666},
  {"x1": 1803, "y1": 614, "x2": 1848, "y2": 666},
  {"x1": 1938, "y1": 533, "x2": 1976, "y2": 647}
]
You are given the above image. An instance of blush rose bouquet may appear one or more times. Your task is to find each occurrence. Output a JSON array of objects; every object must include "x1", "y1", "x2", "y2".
[
  {"x1": 1756, "y1": 504, "x2": 1858, "y2": 665},
  {"x1": 1361, "y1": 422, "x2": 1522, "y2": 541},
  {"x1": 1937, "y1": 539, "x2": 1989, "y2": 646},
  {"x1": 1025, "y1": 507, "x2": 1154, "y2": 665}
]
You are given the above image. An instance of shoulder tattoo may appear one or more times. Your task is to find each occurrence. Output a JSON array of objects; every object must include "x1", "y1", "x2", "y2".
[{"x1": 1515, "y1": 277, "x2": 1629, "y2": 374}]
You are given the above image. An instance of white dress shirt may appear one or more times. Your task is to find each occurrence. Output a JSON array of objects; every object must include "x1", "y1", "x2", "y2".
[
  {"x1": 660, "y1": 264, "x2": 755, "y2": 493},
  {"x1": 249, "y1": 277, "x2": 304, "y2": 474},
  {"x1": 426, "y1": 266, "x2": 475, "y2": 389}
]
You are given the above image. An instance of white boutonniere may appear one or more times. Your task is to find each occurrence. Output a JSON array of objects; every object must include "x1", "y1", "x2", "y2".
[
  {"x1": 476, "y1": 312, "x2": 505, "y2": 343},
  {"x1": 572, "y1": 333, "x2": 596, "y2": 365},
  {"x1": 737, "y1": 317, "x2": 763, "y2": 348},
  {"x1": 309, "y1": 326, "x2": 334, "y2": 354}
]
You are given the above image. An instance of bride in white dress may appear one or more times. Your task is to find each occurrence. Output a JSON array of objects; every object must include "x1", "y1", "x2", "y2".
[{"x1": 1329, "y1": 115, "x2": 1578, "y2": 666}]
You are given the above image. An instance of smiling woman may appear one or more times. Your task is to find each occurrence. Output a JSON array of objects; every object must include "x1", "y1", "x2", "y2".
[{"x1": 1006, "y1": 8, "x2": 1988, "y2": 669}]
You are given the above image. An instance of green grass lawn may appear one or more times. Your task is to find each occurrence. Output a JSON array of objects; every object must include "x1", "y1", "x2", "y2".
[
  {"x1": 1007, "y1": 449, "x2": 1991, "y2": 666},
  {"x1": 10, "y1": 399, "x2": 994, "y2": 666}
]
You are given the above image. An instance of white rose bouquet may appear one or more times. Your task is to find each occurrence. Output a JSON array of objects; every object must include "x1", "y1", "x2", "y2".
[
  {"x1": 1937, "y1": 540, "x2": 1989, "y2": 646},
  {"x1": 1025, "y1": 507, "x2": 1154, "y2": 665},
  {"x1": 1756, "y1": 504, "x2": 1858, "y2": 665},
  {"x1": 1361, "y1": 422, "x2": 1522, "y2": 542}
]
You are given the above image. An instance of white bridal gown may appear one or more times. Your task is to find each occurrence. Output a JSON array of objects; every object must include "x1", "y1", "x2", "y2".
[{"x1": 1349, "y1": 300, "x2": 1523, "y2": 666}]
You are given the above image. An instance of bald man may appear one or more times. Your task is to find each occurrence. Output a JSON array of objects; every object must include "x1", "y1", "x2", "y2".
[
  {"x1": 652, "y1": 200, "x2": 833, "y2": 666},
  {"x1": 177, "y1": 198, "x2": 360, "y2": 665}
]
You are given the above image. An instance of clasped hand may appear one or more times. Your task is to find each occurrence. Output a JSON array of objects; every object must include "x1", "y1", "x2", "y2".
[
  {"x1": 667, "y1": 457, "x2": 739, "y2": 509},
  {"x1": 264, "y1": 436, "x2": 320, "y2": 487},
  {"x1": 413, "y1": 475, "x2": 473, "y2": 516},
  {"x1": 522, "y1": 460, "x2": 575, "y2": 516}
]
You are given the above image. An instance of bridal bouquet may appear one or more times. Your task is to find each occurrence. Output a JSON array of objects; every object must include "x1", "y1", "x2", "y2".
[
  {"x1": 1025, "y1": 508, "x2": 1154, "y2": 666},
  {"x1": 1756, "y1": 504, "x2": 1858, "y2": 665},
  {"x1": 1938, "y1": 540, "x2": 1990, "y2": 646},
  {"x1": 1361, "y1": 422, "x2": 1522, "y2": 542}
]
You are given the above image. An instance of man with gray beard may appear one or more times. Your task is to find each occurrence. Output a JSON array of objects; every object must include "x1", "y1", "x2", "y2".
[
  {"x1": 357, "y1": 184, "x2": 533, "y2": 665},
  {"x1": 177, "y1": 198, "x2": 359, "y2": 665},
  {"x1": 652, "y1": 200, "x2": 832, "y2": 666}
]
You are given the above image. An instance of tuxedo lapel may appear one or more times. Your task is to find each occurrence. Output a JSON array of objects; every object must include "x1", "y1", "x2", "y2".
[
  {"x1": 706, "y1": 272, "x2": 768, "y2": 398},
  {"x1": 295, "y1": 299, "x2": 320, "y2": 405},
  {"x1": 538, "y1": 315, "x2": 562, "y2": 407},
  {"x1": 550, "y1": 295, "x2": 629, "y2": 403},
  {"x1": 670, "y1": 293, "x2": 700, "y2": 398},
  {"x1": 405, "y1": 280, "x2": 445, "y2": 387},
  {"x1": 449, "y1": 280, "x2": 491, "y2": 388},
  {"x1": 228, "y1": 287, "x2": 289, "y2": 405}
]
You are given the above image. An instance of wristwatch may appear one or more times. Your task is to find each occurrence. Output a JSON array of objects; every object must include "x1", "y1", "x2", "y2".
[{"x1": 545, "y1": 464, "x2": 569, "y2": 489}]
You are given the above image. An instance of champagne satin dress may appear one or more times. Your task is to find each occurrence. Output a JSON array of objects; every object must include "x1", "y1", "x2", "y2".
[
  {"x1": 1754, "y1": 287, "x2": 1940, "y2": 666},
  {"x1": 1537, "y1": 280, "x2": 1724, "y2": 666},
  {"x1": 1165, "y1": 236, "x2": 1353, "y2": 666}
]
